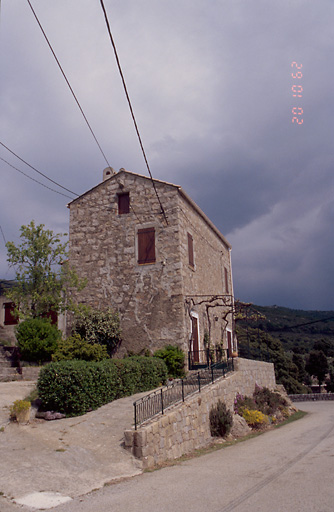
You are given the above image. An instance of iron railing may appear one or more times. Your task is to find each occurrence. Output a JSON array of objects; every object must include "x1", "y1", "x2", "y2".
[
  {"x1": 133, "y1": 358, "x2": 234, "y2": 429},
  {"x1": 289, "y1": 393, "x2": 334, "y2": 402},
  {"x1": 188, "y1": 348, "x2": 229, "y2": 370}
]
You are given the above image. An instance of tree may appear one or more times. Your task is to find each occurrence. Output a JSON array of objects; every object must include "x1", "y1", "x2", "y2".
[
  {"x1": 73, "y1": 307, "x2": 121, "y2": 355},
  {"x1": 6, "y1": 221, "x2": 84, "y2": 319},
  {"x1": 305, "y1": 350, "x2": 329, "y2": 392}
]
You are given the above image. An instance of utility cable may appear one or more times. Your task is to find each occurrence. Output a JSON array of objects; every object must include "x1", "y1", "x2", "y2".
[
  {"x1": 99, "y1": 0, "x2": 168, "y2": 225},
  {"x1": 26, "y1": 0, "x2": 113, "y2": 173},
  {"x1": 0, "y1": 224, "x2": 6, "y2": 245},
  {"x1": 0, "y1": 141, "x2": 78, "y2": 197},
  {"x1": 0, "y1": 156, "x2": 74, "y2": 199}
]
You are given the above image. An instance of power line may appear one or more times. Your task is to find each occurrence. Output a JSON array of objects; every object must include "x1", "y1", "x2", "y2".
[
  {"x1": 26, "y1": 0, "x2": 113, "y2": 173},
  {"x1": 99, "y1": 0, "x2": 168, "y2": 225},
  {"x1": 0, "y1": 224, "x2": 6, "y2": 245},
  {"x1": 0, "y1": 156, "x2": 74, "y2": 199},
  {"x1": 0, "y1": 141, "x2": 78, "y2": 197}
]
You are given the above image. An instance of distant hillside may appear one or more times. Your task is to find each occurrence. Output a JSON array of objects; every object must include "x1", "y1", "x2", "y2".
[
  {"x1": 235, "y1": 303, "x2": 334, "y2": 393},
  {"x1": 249, "y1": 304, "x2": 334, "y2": 355}
]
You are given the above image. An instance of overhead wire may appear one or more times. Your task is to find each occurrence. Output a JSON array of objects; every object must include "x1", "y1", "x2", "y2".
[
  {"x1": 0, "y1": 224, "x2": 6, "y2": 245},
  {"x1": 98, "y1": 0, "x2": 169, "y2": 226},
  {"x1": 26, "y1": 0, "x2": 113, "y2": 173},
  {"x1": 0, "y1": 141, "x2": 78, "y2": 197},
  {"x1": 0, "y1": 156, "x2": 74, "y2": 200}
]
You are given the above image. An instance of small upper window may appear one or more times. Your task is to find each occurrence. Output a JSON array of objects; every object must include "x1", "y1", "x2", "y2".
[
  {"x1": 118, "y1": 192, "x2": 130, "y2": 214},
  {"x1": 138, "y1": 227, "x2": 156, "y2": 264},
  {"x1": 188, "y1": 233, "x2": 194, "y2": 268}
]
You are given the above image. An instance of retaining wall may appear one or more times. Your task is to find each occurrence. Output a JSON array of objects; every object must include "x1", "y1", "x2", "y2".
[{"x1": 124, "y1": 358, "x2": 276, "y2": 468}]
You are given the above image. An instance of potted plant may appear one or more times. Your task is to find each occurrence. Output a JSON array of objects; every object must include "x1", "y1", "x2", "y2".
[{"x1": 10, "y1": 400, "x2": 31, "y2": 424}]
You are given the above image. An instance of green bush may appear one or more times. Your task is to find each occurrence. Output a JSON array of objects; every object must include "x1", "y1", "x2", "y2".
[
  {"x1": 253, "y1": 385, "x2": 287, "y2": 415},
  {"x1": 52, "y1": 334, "x2": 109, "y2": 362},
  {"x1": 15, "y1": 318, "x2": 61, "y2": 362},
  {"x1": 37, "y1": 356, "x2": 168, "y2": 416},
  {"x1": 153, "y1": 345, "x2": 185, "y2": 378},
  {"x1": 129, "y1": 356, "x2": 168, "y2": 390},
  {"x1": 73, "y1": 308, "x2": 121, "y2": 355},
  {"x1": 234, "y1": 393, "x2": 256, "y2": 415},
  {"x1": 209, "y1": 399, "x2": 233, "y2": 437}
]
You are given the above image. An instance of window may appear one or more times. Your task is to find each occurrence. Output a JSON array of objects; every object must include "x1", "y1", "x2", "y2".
[
  {"x1": 138, "y1": 227, "x2": 155, "y2": 264},
  {"x1": 118, "y1": 192, "x2": 130, "y2": 214},
  {"x1": 4, "y1": 302, "x2": 18, "y2": 325},
  {"x1": 187, "y1": 233, "x2": 194, "y2": 268},
  {"x1": 224, "y1": 267, "x2": 229, "y2": 293}
]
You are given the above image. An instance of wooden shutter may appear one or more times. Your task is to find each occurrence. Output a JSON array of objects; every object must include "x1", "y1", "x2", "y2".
[
  {"x1": 188, "y1": 233, "x2": 194, "y2": 268},
  {"x1": 4, "y1": 303, "x2": 18, "y2": 325},
  {"x1": 138, "y1": 227, "x2": 155, "y2": 264},
  {"x1": 45, "y1": 310, "x2": 58, "y2": 326},
  {"x1": 118, "y1": 193, "x2": 130, "y2": 214}
]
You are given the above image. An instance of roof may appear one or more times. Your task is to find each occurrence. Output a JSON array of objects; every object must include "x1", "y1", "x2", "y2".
[{"x1": 68, "y1": 169, "x2": 231, "y2": 249}]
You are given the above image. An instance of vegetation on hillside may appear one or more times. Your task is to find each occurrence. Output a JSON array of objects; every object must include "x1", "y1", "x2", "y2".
[{"x1": 235, "y1": 303, "x2": 334, "y2": 394}]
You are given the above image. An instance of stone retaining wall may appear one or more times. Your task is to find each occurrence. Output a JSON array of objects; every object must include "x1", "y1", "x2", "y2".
[{"x1": 124, "y1": 358, "x2": 275, "y2": 468}]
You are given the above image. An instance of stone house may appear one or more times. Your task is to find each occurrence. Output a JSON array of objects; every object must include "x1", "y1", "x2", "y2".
[{"x1": 67, "y1": 168, "x2": 237, "y2": 366}]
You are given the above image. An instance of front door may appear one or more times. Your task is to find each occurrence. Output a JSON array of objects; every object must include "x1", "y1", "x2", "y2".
[
  {"x1": 191, "y1": 316, "x2": 199, "y2": 363},
  {"x1": 227, "y1": 330, "x2": 232, "y2": 358}
]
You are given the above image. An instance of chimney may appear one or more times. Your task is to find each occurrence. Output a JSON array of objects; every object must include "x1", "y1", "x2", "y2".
[{"x1": 103, "y1": 167, "x2": 116, "y2": 181}]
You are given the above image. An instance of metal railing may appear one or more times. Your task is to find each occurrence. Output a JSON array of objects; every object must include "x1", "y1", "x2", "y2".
[
  {"x1": 289, "y1": 393, "x2": 334, "y2": 402},
  {"x1": 188, "y1": 348, "x2": 229, "y2": 370},
  {"x1": 133, "y1": 358, "x2": 234, "y2": 429}
]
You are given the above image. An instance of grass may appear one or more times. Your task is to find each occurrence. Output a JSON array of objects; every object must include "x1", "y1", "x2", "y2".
[{"x1": 24, "y1": 387, "x2": 39, "y2": 403}]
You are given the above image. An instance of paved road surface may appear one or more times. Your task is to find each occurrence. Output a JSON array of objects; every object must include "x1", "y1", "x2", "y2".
[{"x1": 1, "y1": 401, "x2": 333, "y2": 512}]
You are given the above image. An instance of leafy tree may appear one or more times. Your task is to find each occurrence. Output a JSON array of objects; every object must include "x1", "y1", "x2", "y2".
[
  {"x1": 292, "y1": 353, "x2": 307, "y2": 383},
  {"x1": 305, "y1": 350, "x2": 329, "y2": 391},
  {"x1": 73, "y1": 307, "x2": 121, "y2": 355},
  {"x1": 325, "y1": 372, "x2": 334, "y2": 393},
  {"x1": 6, "y1": 221, "x2": 84, "y2": 319}
]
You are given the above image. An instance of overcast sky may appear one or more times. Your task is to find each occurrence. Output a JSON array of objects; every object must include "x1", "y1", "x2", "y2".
[{"x1": 1, "y1": 0, "x2": 334, "y2": 310}]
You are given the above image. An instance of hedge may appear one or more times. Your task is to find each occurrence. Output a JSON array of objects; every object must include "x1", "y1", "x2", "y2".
[{"x1": 37, "y1": 356, "x2": 168, "y2": 416}]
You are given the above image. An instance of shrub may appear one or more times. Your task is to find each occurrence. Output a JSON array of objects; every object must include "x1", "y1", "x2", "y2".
[
  {"x1": 15, "y1": 318, "x2": 61, "y2": 362},
  {"x1": 52, "y1": 334, "x2": 109, "y2": 362},
  {"x1": 129, "y1": 356, "x2": 168, "y2": 390},
  {"x1": 209, "y1": 400, "x2": 233, "y2": 437},
  {"x1": 241, "y1": 408, "x2": 269, "y2": 429},
  {"x1": 10, "y1": 399, "x2": 31, "y2": 420},
  {"x1": 153, "y1": 345, "x2": 185, "y2": 378},
  {"x1": 234, "y1": 393, "x2": 256, "y2": 415},
  {"x1": 253, "y1": 385, "x2": 287, "y2": 415},
  {"x1": 37, "y1": 356, "x2": 168, "y2": 416},
  {"x1": 73, "y1": 308, "x2": 121, "y2": 355}
]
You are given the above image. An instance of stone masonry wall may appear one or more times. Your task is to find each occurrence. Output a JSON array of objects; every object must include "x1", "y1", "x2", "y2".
[
  {"x1": 68, "y1": 170, "x2": 235, "y2": 358},
  {"x1": 125, "y1": 358, "x2": 276, "y2": 468},
  {"x1": 176, "y1": 191, "x2": 234, "y2": 355},
  {"x1": 68, "y1": 171, "x2": 187, "y2": 355}
]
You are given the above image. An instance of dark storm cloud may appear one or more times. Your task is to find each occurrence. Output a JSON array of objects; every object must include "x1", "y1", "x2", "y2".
[{"x1": 1, "y1": 0, "x2": 334, "y2": 309}]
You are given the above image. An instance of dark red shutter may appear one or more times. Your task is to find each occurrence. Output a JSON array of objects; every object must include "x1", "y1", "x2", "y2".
[
  {"x1": 138, "y1": 228, "x2": 155, "y2": 264},
  {"x1": 188, "y1": 233, "x2": 194, "y2": 267},
  {"x1": 45, "y1": 310, "x2": 58, "y2": 325},
  {"x1": 4, "y1": 303, "x2": 18, "y2": 325},
  {"x1": 118, "y1": 193, "x2": 130, "y2": 214}
]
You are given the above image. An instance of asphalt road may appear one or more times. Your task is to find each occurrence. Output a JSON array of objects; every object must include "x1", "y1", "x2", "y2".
[{"x1": 1, "y1": 401, "x2": 334, "y2": 512}]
